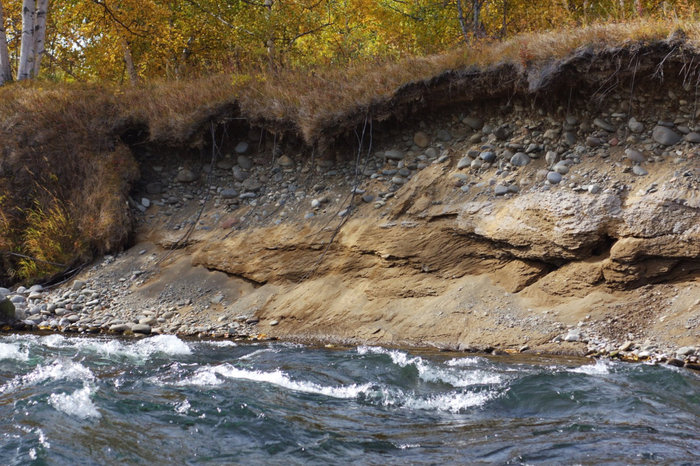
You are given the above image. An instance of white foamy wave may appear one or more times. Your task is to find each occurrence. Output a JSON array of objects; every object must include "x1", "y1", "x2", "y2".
[
  {"x1": 0, "y1": 342, "x2": 28, "y2": 361},
  {"x1": 179, "y1": 364, "x2": 372, "y2": 399},
  {"x1": 358, "y1": 346, "x2": 502, "y2": 387},
  {"x1": 200, "y1": 340, "x2": 238, "y2": 348},
  {"x1": 49, "y1": 385, "x2": 101, "y2": 420},
  {"x1": 568, "y1": 360, "x2": 612, "y2": 375},
  {"x1": 175, "y1": 399, "x2": 191, "y2": 414},
  {"x1": 0, "y1": 359, "x2": 94, "y2": 394},
  {"x1": 401, "y1": 390, "x2": 494, "y2": 413},
  {"x1": 68, "y1": 335, "x2": 193, "y2": 361},
  {"x1": 446, "y1": 357, "x2": 483, "y2": 367},
  {"x1": 238, "y1": 348, "x2": 277, "y2": 360},
  {"x1": 41, "y1": 334, "x2": 67, "y2": 348}
]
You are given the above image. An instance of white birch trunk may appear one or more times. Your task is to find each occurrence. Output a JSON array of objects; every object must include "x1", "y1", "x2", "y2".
[
  {"x1": 0, "y1": 0, "x2": 13, "y2": 84},
  {"x1": 32, "y1": 0, "x2": 48, "y2": 77},
  {"x1": 18, "y1": 0, "x2": 35, "y2": 80}
]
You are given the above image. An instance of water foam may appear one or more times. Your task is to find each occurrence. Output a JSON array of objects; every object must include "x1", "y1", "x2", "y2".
[
  {"x1": 180, "y1": 364, "x2": 372, "y2": 399},
  {"x1": 0, "y1": 342, "x2": 28, "y2": 361},
  {"x1": 0, "y1": 359, "x2": 94, "y2": 394},
  {"x1": 48, "y1": 385, "x2": 101, "y2": 420},
  {"x1": 56, "y1": 334, "x2": 193, "y2": 361},
  {"x1": 568, "y1": 359, "x2": 612, "y2": 375},
  {"x1": 358, "y1": 346, "x2": 502, "y2": 387}
]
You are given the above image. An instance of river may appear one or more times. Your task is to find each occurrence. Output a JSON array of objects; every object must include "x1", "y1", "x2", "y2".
[{"x1": 0, "y1": 333, "x2": 698, "y2": 464}]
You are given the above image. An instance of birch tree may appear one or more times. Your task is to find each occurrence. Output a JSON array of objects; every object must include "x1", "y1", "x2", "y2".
[
  {"x1": 0, "y1": 0, "x2": 12, "y2": 84},
  {"x1": 32, "y1": 0, "x2": 48, "y2": 77},
  {"x1": 17, "y1": 0, "x2": 35, "y2": 80}
]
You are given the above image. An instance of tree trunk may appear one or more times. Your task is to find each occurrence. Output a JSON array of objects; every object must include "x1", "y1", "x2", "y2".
[
  {"x1": 32, "y1": 0, "x2": 48, "y2": 77},
  {"x1": 0, "y1": 0, "x2": 13, "y2": 84},
  {"x1": 121, "y1": 36, "x2": 138, "y2": 84},
  {"x1": 17, "y1": 0, "x2": 35, "y2": 80},
  {"x1": 472, "y1": 0, "x2": 482, "y2": 38},
  {"x1": 456, "y1": 0, "x2": 469, "y2": 45}
]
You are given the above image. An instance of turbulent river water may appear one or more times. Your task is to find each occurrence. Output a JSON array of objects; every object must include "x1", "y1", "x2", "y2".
[{"x1": 0, "y1": 333, "x2": 698, "y2": 465}]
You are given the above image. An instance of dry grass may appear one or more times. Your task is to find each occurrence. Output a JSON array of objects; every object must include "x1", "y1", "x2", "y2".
[{"x1": 1, "y1": 18, "x2": 699, "y2": 284}]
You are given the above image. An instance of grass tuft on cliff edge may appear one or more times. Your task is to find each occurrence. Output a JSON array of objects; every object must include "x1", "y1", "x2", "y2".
[{"x1": 1, "y1": 19, "x2": 699, "y2": 285}]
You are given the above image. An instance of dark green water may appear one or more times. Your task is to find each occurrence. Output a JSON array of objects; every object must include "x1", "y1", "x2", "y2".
[{"x1": 0, "y1": 334, "x2": 698, "y2": 465}]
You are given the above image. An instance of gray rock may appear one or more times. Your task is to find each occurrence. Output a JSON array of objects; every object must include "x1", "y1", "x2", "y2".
[
  {"x1": 510, "y1": 152, "x2": 530, "y2": 167},
  {"x1": 587, "y1": 183, "x2": 601, "y2": 194},
  {"x1": 237, "y1": 155, "x2": 253, "y2": 169},
  {"x1": 109, "y1": 323, "x2": 129, "y2": 333},
  {"x1": 479, "y1": 151, "x2": 496, "y2": 163},
  {"x1": 493, "y1": 125, "x2": 510, "y2": 140},
  {"x1": 564, "y1": 132, "x2": 577, "y2": 146},
  {"x1": 391, "y1": 176, "x2": 406, "y2": 185},
  {"x1": 232, "y1": 166, "x2": 248, "y2": 182},
  {"x1": 175, "y1": 168, "x2": 198, "y2": 183},
  {"x1": 385, "y1": 149, "x2": 405, "y2": 160},
  {"x1": 141, "y1": 198, "x2": 151, "y2": 208},
  {"x1": 277, "y1": 155, "x2": 294, "y2": 168},
  {"x1": 0, "y1": 298, "x2": 15, "y2": 322},
  {"x1": 628, "y1": 117, "x2": 644, "y2": 133},
  {"x1": 28, "y1": 284, "x2": 43, "y2": 293},
  {"x1": 436, "y1": 129, "x2": 451, "y2": 142},
  {"x1": 564, "y1": 329, "x2": 581, "y2": 342},
  {"x1": 624, "y1": 148, "x2": 645, "y2": 163},
  {"x1": 677, "y1": 346, "x2": 696, "y2": 356},
  {"x1": 362, "y1": 194, "x2": 375, "y2": 203},
  {"x1": 463, "y1": 117, "x2": 483, "y2": 130},
  {"x1": 235, "y1": 141, "x2": 250, "y2": 155},
  {"x1": 684, "y1": 132, "x2": 700, "y2": 143},
  {"x1": 0, "y1": 287, "x2": 9, "y2": 298},
  {"x1": 470, "y1": 158, "x2": 483, "y2": 169},
  {"x1": 545, "y1": 151, "x2": 559, "y2": 166},
  {"x1": 494, "y1": 185, "x2": 509, "y2": 196},
  {"x1": 457, "y1": 157, "x2": 472, "y2": 169},
  {"x1": 553, "y1": 161, "x2": 570, "y2": 175},
  {"x1": 632, "y1": 165, "x2": 648, "y2": 176},
  {"x1": 586, "y1": 136, "x2": 602, "y2": 147},
  {"x1": 242, "y1": 178, "x2": 262, "y2": 192},
  {"x1": 547, "y1": 171, "x2": 563, "y2": 184},
  {"x1": 131, "y1": 324, "x2": 151, "y2": 334},
  {"x1": 652, "y1": 125, "x2": 681, "y2": 146},
  {"x1": 594, "y1": 118, "x2": 616, "y2": 132},
  {"x1": 220, "y1": 188, "x2": 238, "y2": 199},
  {"x1": 413, "y1": 131, "x2": 430, "y2": 148},
  {"x1": 269, "y1": 320, "x2": 279, "y2": 326},
  {"x1": 398, "y1": 168, "x2": 410, "y2": 177}
]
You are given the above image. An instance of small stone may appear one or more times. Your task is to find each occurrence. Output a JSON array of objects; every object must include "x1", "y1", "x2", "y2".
[
  {"x1": 587, "y1": 183, "x2": 601, "y2": 194},
  {"x1": 269, "y1": 320, "x2": 279, "y2": 326},
  {"x1": 362, "y1": 194, "x2": 375, "y2": 203},
  {"x1": 684, "y1": 132, "x2": 700, "y2": 143},
  {"x1": 586, "y1": 136, "x2": 602, "y2": 147},
  {"x1": 619, "y1": 341, "x2": 634, "y2": 352},
  {"x1": 385, "y1": 149, "x2": 404, "y2": 161},
  {"x1": 220, "y1": 188, "x2": 238, "y2": 199},
  {"x1": 413, "y1": 131, "x2": 430, "y2": 148},
  {"x1": 471, "y1": 158, "x2": 483, "y2": 169},
  {"x1": 652, "y1": 125, "x2": 681, "y2": 146},
  {"x1": 545, "y1": 151, "x2": 559, "y2": 166},
  {"x1": 547, "y1": 171, "x2": 563, "y2": 184},
  {"x1": 493, "y1": 125, "x2": 510, "y2": 140},
  {"x1": 510, "y1": 152, "x2": 530, "y2": 167},
  {"x1": 594, "y1": 118, "x2": 616, "y2": 132},
  {"x1": 277, "y1": 155, "x2": 294, "y2": 168},
  {"x1": 494, "y1": 185, "x2": 509, "y2": 196},
  {"x1": 624, "y1": 148, "x2": 645, "y2": 163},
  {"x1": 564, "y1": 329, "x2": 581, "y2": 342},
  {"x1": 391, "y1": 176, "x2": 406, "y2": 185},
  {"x1": 109, "y1": 323, "x2": 129, "y2": 333},
  {"x1": 72, "y1": 280, "x2": 86, "y2": 290},
  {"x1": 141, "y1": 198, "x2": 151, "y2": 208},
  {"x1": 237, "y1": 155, "x2": 253, "y2": 169},
  {"x1": 564, "y1": 132, "x2": 577, "y2": 146},
  {"x1": 311, "y1": 199, "x2": 321, "y2": 208},
  {"x1": 632, "y1": 165, "x2": 648, "y2": 176},
  {"x1": 437, "y1": 129, "x2": 451, "y2": 142},
  {"x1": 235, "y1": 141, "x2": 250, "y2": 155},
  {"x1": 677, "y1": 346, "x2": 696, "y2": 356},
  {"x1": 457, "y1": 157, "x2": 471, "y2": 169},
  {"x1": 232, "y1": 166, "x2": 248, "y2": 182},
  {"x1": 175, "y1": 168, "x2": 197, "y2": 183},
  {"x1": 479, "y1": 151, "x2": 495, "y2": 163},
  {"x1": 628, "y1": 117, "x2": 644, "y2": 133},
  {"x1": 242, "y1": 178, "x2": 262, "y2": 192},
  {"x1": 553, "y1": 161, "x2": 570, "y2": 175},
  {"x1": 463, "y1": 117, "x2": 483, "y2": 130},
  {"x1": 131, "y1": 324, "x2": 151, "y2": 334}
]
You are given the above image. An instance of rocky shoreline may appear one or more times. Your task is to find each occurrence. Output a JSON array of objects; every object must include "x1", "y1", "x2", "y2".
[{"x1": 2, "y1": 74, "x2": 699, "y2": 371}]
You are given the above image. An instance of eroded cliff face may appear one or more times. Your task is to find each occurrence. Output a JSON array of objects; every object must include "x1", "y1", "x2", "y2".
[{"x1": 153, "y1": 82, "x2": 700, "y2": 358}]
